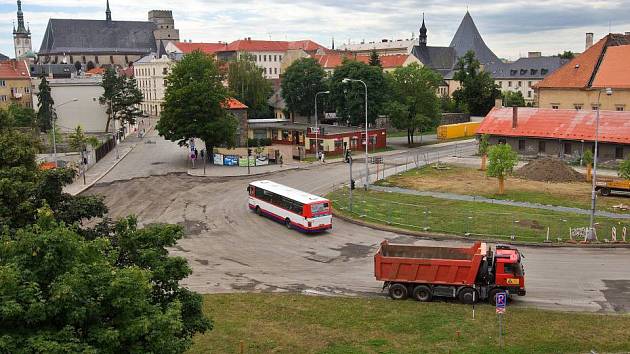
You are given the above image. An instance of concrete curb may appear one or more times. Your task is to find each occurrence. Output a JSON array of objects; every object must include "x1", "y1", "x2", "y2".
[
  {"x1": 71, "y1": 144, "x2": 136, "y2": 196},
  {"x1": 333, "y1": 210, "x2": 630, "y2": 249},
  {"x1": 186, "y1": 166, "x2": 302, "y2": 178}
]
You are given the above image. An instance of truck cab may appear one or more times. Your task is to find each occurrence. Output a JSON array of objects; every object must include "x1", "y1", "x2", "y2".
[{"x1": 492, "y1": 245, "x2": 526, "y2": 299}]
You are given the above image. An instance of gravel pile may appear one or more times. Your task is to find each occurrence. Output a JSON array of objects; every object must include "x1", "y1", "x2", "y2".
[{"x1": 515, "y1": 158, "x2": 583, "y2": 183}]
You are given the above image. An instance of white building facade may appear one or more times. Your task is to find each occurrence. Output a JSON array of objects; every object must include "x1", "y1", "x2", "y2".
[{"x1": 134, "y1": 54, "x2": 174, "y2": 117}]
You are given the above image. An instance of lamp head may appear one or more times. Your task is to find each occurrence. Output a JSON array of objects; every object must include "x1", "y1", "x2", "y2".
[
  {"x1": 323, "y1": 90, "x2": 330, "y2": 94},
  {"x1": 342, "y1": 78, "x2": 351, "y2": 83}
]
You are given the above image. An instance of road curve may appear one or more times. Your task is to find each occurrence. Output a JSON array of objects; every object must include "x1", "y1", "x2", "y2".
[{"x1": 86, "y1": 135, "x2": 630, "y2": 314}]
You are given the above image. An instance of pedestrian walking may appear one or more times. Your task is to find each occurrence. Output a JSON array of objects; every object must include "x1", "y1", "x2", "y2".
[
  {"x1": 194, "y1": 148, "x2": 199, "y2": 160},
  {"x1": 280, "y1": 155, "x2": 283, "y2": 167},
  {"x1": 190, "y1": 150, "x2": 197, "y2": 169},
  {"x1": 320, "y1": 152, "x2": 326, "y2": 163}
]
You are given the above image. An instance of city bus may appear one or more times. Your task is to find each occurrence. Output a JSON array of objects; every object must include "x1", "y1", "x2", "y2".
[{"x1": 248, "y1": 180, "x2": 332, "y2": 233}]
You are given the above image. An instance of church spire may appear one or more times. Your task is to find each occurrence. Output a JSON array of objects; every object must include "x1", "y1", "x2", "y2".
[
  {"x1": 15, "y1": 0, "x2": 27, "y2": 34},
  {"x1": 106, "y1": 0, "x2": 112, "y2": 21},
  {"x1": 419, "y1": 13, "x2": 427, "y2": 46}
]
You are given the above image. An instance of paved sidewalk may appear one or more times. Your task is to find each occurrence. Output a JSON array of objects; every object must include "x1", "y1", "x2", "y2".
[{"x1": 187, "y1": 163, "x2": 301, "y2": 177}]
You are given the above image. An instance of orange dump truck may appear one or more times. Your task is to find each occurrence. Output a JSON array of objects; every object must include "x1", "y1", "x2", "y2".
[
  {"x1": 374, "y1": 241, "x2": 526, "y2": 304},
  {"x1": 596, "y1": 179, "x2": 630, "y2": 196}
]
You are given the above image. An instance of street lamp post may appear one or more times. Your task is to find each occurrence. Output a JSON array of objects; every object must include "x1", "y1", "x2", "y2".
[
  {"x1": 52, "y1": 98, "x2": 79, "y2": 167},
  {"x1": 342, "y1": 78, "x2": 369, "y2": 189},
  {"x1": 314, "y1": 91, "x2": 330, "y2": 161},
  {"x1": 589, "y1": 88, "x2": 613, "y2": 239}
]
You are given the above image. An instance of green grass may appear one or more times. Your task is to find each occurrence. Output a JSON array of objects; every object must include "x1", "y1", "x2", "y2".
[
  {"x1": 188, "y1": 293, "x2": 630, "y2": 354},
  {"x1": 328, "y1": 188, "x2": 629, "y2": 243}
]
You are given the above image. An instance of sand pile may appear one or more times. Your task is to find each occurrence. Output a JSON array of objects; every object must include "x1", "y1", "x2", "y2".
[{"x1": 515, "y1": 158, "x2": 583, "y2": 183}]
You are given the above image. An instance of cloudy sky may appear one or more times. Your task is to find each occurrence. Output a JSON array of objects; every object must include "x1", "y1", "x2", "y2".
[{"x1": 1, "y1": 0, "x2": 629, "y2": 60}]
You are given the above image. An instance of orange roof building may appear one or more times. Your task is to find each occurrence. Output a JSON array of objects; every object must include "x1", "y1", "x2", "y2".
[
  {"x1": 0, "y1": 59, "x2": 32, "y2": 109},
  {"x1": 478, "y1": 107, "x2": 630, "y2": 161},
  {"x1": 535, "y1": 33, "x2": 630, "y2": 111},
  {"x1": 312, "y1": 52, "x2": 421, "y2": 74},
  {"x1": 168, "y1": 42, "x2": 228, "y2": 55}
]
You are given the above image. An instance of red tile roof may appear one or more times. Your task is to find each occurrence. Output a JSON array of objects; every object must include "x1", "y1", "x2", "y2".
[
  {"x1": 478, "y1": 107, "x2": 630, "y2": 144},
  {"x1": 312, "y1": 53, "x2": 410, "y2": 69},
  {"x1": 174, "y1": 42, "x2": 228, "y2": 55},
  {"x1": 591, "y1": 45, "x2": 630, "y2": 89},
  {"x1": 224, "y1": 98, "x2": 248, "y2": 110},
  {"x1": 0, "y1": 60, "x2": 30, "y2": 79},
  {"x1": 221, "y1": 39, "x2": 327, "y2": 53},
  {"x1": 536, "y1": 34, "x2": 630, "y2": 89}
]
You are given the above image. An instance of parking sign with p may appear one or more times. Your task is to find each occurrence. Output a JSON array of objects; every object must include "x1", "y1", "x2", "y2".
[{"x1": 495, "y1": 291, "x2": 507, "y2": 314}]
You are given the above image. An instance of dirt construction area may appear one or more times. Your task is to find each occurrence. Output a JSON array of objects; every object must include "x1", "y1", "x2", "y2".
[{"x1": 382, "y1": 163, "x2": 630, "y2": 213}]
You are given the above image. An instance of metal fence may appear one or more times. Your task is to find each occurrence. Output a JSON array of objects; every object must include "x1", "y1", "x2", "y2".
[{"x1": 95, "y1": 137, "x2": 116, "y2": 163}]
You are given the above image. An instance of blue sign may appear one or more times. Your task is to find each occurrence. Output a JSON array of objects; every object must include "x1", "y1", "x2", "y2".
[
  {"x1": 495, "y1": 291, "x2": 507, "y2": 314},
  {"x1": 224, "y1": 155, "x2": 239, "y2": 166}
]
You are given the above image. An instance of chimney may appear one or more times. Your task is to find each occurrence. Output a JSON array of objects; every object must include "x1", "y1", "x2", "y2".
[
  {"x1": 512, "y1": 106, "x2": 518, "y2": 129},
  {"x1": 586, "y1": 33, "x2": 594, "y2": 50},
  {"x1": 528, "y1": 51, "x2": 541, "y2": 58}
]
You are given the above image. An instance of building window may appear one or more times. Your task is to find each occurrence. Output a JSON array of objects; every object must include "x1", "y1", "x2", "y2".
[
  {"x1": 110, "y1": 56, "x2": 114, "y2": 64},
  {"x1": 25, "y1": 87, "x2": 30, "y2": 93},
  {"x1": 518, "y1": 81, "x2": 522, "y2": 87},
  {"x1": 527, "y1": 91, "x2": 532, "y2": 98},
  {"x1": 616, "y1": 146, "x2": 624, "y2": 159},
  {"x1": 551, "y1": 105, "x2": 559, "y2": 109},
  {"x1": 592, "y1": 104, "x2": 600, "y2": 110},
  {"x1": 0, "y1": 95, "x2": 7, "y2": 102},
  {"x1": 564, "y1": 142, "x2": 572, "y2": 155},
  {"x1": 95, "y1": 56, "x2": 99, "y2": 64},
  {"x1": 82, "y1": 56, "x2": 86, "y2": 63},
  {"x1": 163, "y1": 68, "x2": 168, "y2": 75},
  {"x1": 574, "y1": 104, "x2": 583, "y2": 110},
  {"x1": 263, "y1": 55, "x2": 267, "y2": 61},
  {"x1": 528, "y1": 81, "x2": 532, "y2": 87},
  {"x1": 498, "y1": 138, "x2": 507, "y2": 144},
  {"x1": 616, "y1": 105, "x2": 625, "y2": 111},
  {"x1": 538, "y1": 141, "x2": 546, "y2": 153},
  {"x1": 274, "y1": 68, "x2": 277, "y2": 75},
  {"x1": 508, "y1": 81, "x2": 512, "y2": 87},
  {"x1": 518, "y1": 139, "x2": 526, "y2": 151},
  {"x1": 0, "y1": 80, "x2": 5, "y2": 87}
]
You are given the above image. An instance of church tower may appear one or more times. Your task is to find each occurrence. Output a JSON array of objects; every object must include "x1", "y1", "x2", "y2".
[
  {"x1": 419, "y1": 13, "x2": 427, "y2": 47},
  {"x1": 106, "y1": 0, "x2": 112, "y2": 21},
  {"x1": 13, "y1": 0, "x2": 32, "y2": 59}
]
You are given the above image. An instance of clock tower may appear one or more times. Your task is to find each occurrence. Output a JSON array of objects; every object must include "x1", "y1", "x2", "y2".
[{"x1": 13, "y1": 0, "x2": 32, "y2": 59}]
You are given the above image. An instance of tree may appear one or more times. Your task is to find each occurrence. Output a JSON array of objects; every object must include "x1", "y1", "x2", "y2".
[
  {"x1": 452, "y1": 51, "x2": 500, "y2": 116},
  {"x1": 386, "y1": 64, "x2": 442, "y2": 144},
  {"x1": 559, "y1": 51, "x2": 575, "y2": 59},
  {"x1": 502, "y1": 90, "x2": 526, "y2": 107},
  {"x1": 99, "y1": 67, "x2": 123, "y2": 133},
  {"x1": 478, "y1": 134, "x2": 490, "y2": 171},
  {"x1": 486, "y1": 143, "x2": 518, "y2": 194},
  {"x1": 281, "y1": 57, "x2": 327, "y2": 122},
  {"x1": 8, "y1": 104, "x2": 36, "y2": 127},
  {"x1": 157, "y1": 50, "x2": 238, "y2": 160},
  {"x1": 0, "y1": 214, "x2": 211, "y2": 353},
  {"x1": 36, "y1": 77, "x2": 55, "y2": 132},
  {"x1": 583, "y1": 149, "x2": 594, "y2": 182},
  {"x1": 619, "y1": 157, "x2": 630, "y2": 180},
  {"x1": 227, "y1": 54, "x2": 272, "y2": 119},
  {"x1": 440, "y1": 94, "x2": 460, "y2": 113},
  {"x1": 369, "y1": 50, "x2": 382, "y2": 68},
  {"x1": 117, "y1": 76, "x2": 144, "y2": 127},
  {"x1": 67, "y1": 125, "x2": 99, "y2": 152},
  {"x1": 330, "y1": 59, "x2": 386, "y2": 126}
]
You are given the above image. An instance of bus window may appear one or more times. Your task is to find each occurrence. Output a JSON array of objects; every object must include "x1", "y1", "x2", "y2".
[{"x1": 311, "y1": 203, "x2": 329, "y2": 214}]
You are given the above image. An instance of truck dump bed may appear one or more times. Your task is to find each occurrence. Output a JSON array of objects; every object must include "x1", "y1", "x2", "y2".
[{"x1": 374, "y1": 241, "x2": 486, "y2": 286}]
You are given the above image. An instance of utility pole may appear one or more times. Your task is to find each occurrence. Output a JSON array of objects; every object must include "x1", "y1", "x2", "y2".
[
  {"x1": 314, "y1": 91, "x2": 330, "y2": 161},
  {"x1": 349, "y1": 153, "x2": 353, "y2": 212},
  {"x1": 589, "y1": 88, "x2": 613, "y2": 240},
  {"x1": 342, "y1": 78, "x2": 369, "y2": 189}
]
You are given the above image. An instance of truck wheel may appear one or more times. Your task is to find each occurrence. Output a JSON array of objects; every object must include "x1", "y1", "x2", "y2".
[
  {"x1": 412, "y1": 285, "x2": 432, "y2": 302},
  {"x1": 458, "y1": 288, "x2": 479, "y2": 304},
  {"x1": 388, "y1": 283, "x2": 408, "y2": 300},
  {"x1": 601, "y1": 188, "x2": 611, "y2": 196},
  {"x1": 488, "y1": 288, "x2": 503, "y2": 306}
]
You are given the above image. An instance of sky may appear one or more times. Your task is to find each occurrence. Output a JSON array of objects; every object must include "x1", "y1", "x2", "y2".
[{"x1": 1, "y1": 0, "x2": 630, "y2": 60}]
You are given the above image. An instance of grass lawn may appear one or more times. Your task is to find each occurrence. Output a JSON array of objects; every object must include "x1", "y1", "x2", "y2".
[
  {"x1": 327, "y1": 188, "x2": 628, "y2": 243},
  {"x1": 189, "y1": 293, "x2": 630, "y2": 354},
  {"x1": 378, "y1": 164, "x2": 630, "y2": 214}
]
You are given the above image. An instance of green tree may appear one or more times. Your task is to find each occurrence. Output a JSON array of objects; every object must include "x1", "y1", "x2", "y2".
[
  {"x1": 619, "y1": 158, "x2": 630, "y2": 180},
  {"x1": 502, "y1": 90, "x2": 526, "y2": 107},
  {"x1": 36, "y1": 77, "x2": 55, "y2": 132},
  {"x1": 478, "y1": 134, "x2": 490, "y2": 171},
  {"x1": 281, "y1": 57, "x2": 327, "y2": 122},
  {"x1": 486, "y1": 143, "x2": 518, "y2": 194},
  {"x1": 8, "y1": 104, "x2": 36, "y2": 127},
  {"x1": 330, "y1": 59, "x2": 386, "y2": 126},
  {"x1": 227, "y1": 54, "x2": 273, "y2": 119},
  {"x1": 0, "y1": 214, "x2": 210, "y2": 353},
  {"x1": 559, "y1": 51, "x2": 575, "y2": 59},
  {"x1": 583, "y1": 149, "x2": 594, "y2": 181},
  {"x1": 99, "y1": 67, "x2": 124, "y2": 133},
  {"x1": 453, "y1": 51, "x2": 500, "y2": 116},
  {"x1": 369, "y1": 50, "x2": 382, "y2": 68},
  {"x1": 440, "y1": 94, "x2": 460, "y2": 113},
  {"x1": 117, "y1": 76, "x2": 144, "y2": 126},
  {"x1": 386, "y1": 64, "x2": 442, "y2": 144},
  {"x1": 157, "y1": 50, "x2": 238, "y2": 159}
]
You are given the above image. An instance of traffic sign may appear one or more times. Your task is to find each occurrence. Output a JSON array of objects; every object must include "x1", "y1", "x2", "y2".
[
  {"x1": 495, "y1": 291, "x2": 507, "y2": 314},
  {"x1": 311, "y1": 127, "x2": 320, "y2": 134}
]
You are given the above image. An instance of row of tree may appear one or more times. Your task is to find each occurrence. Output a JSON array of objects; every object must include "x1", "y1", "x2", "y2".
[{"x1": 0, "y1": 101, "x2": 211, "y2": 352}]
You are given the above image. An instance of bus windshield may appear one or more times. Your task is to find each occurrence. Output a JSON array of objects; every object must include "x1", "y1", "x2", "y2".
[{"x1": 311, "y1": 202, "x2": 330, "y2": 215}]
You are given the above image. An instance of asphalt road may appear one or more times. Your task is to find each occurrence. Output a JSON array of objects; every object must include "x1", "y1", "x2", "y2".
[{"x1": 87, "y1": 133, "x2": 630, "y2": 314}]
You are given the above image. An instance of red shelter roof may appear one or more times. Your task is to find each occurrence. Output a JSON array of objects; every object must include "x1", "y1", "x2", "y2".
[
  {"x1": 174, "y1": 42, "x2": 228, "y2": 54},
  {"x1": 223, "y1": 98, "x2": 248, "y2": 110},
  {"x1": 478, "y1": 107, "x2": 630, "y2": 144}
]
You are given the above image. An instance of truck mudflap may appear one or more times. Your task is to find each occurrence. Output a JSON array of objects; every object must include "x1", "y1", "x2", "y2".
[{"x1": 518, "y1": 289, "x2": 526, "y2": 296}]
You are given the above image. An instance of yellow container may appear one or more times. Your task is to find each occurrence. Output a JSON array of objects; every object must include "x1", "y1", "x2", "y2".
[{"x1": 437, "y1": 122, "x2": 481, "y2": 140}]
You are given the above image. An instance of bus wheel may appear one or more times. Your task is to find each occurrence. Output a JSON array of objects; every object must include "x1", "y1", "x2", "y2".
[
  {"x1": 255, "y1": 206, "x2": 262, "y2": 216},
  {"x1": 601, "y1": 188, "x2": 611, "y2": 196},
  {"x1": 388, "y1": 283, "x2": 408, "y2": 300},
  {"x1": 412, "y1": 285, "x2": 432, "y2": 302},
  {"x1": 285, "y1": 218, "x2": 292, "y2": 229}
]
